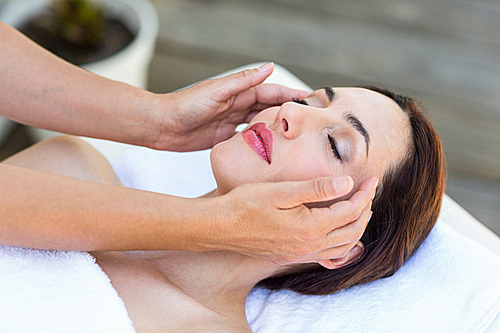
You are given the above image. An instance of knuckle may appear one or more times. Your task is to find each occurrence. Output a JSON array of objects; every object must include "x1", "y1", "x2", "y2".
[
  {"x1": 312, "y1": 178, "x2": 329, "y2": 200},
  {"x1": 239, "y1": 69, "x2": 254, "y2": 80},
  {"x1": 276, "y1": 87, "x2": 284, "y2": 103},
  {"x1": 338, "y1": 210, "x2": 355, "y2": 225},
  {"x1": 349, "y1": 205, "x2": 364, "y2": 221}
]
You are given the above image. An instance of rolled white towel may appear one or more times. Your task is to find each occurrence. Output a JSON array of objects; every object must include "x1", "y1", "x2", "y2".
[{"x1": 0, "y1": 245, "x2": 135, "y2": 333}]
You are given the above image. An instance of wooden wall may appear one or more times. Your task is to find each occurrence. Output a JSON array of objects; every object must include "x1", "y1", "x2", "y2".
[{"x1": 148, "y1": 0, "x2": 500, "y2": 182}]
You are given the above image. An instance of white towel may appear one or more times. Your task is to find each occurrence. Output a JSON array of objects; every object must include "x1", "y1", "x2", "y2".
[
  {"x1": 0, "y1": 246, "x2": 135, "y2": 333},
  {"x1": 113, "y1": 147, "x2": 500, "y2": 333},
  {"x1": 245, "y1": 220, "x2": 500, "y2": 332}
]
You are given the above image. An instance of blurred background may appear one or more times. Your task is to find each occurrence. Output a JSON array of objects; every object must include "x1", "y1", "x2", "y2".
[{"x1": 1, "y1": 0, "x2": 499, "y2": 235}]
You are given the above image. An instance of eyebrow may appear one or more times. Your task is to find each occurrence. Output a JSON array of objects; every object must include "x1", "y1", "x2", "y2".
[
  {"x1": 321, "y1": 87, "x2": 371, "y2": 157},
  {"x1": 343, "y1": 112, "x2": 370, "y2": 157},
  {"x1": 321, "y1": 87, "x2": 335, "y2": 103}
]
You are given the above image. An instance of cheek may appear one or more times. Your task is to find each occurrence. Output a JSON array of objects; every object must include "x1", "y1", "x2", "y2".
[
  {"x1": 276, "y1": 162, "x2": 329, "y2": 182},
  {"x1": 348, "y1": 153, "x2": 387, "y2": 186},
  {"x1": 269, "y1": 144, "x2": 343, "y2": 183}
]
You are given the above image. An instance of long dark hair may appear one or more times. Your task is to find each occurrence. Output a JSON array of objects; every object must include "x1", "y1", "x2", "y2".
[{"x1": 257, "y1": 86, "x2": 446, "y2": 294}]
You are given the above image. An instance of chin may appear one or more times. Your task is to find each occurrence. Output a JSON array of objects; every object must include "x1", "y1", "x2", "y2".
[{"x1": 210, "y1": 134, "x2": 266, "y2": 195}]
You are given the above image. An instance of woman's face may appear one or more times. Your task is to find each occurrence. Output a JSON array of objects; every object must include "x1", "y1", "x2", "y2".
[{"x1": 210, "y1": 87, "x2": 411, "y2": 196}]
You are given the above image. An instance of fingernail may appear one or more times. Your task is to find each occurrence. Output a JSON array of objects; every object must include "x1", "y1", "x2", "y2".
[
  {"x1": 368, "y1": 211, "x2": 373, "y2": 222},
  {"x1": 372, "y1": 177, "x2": 379, "y2": 200},
  {"x1": 332, "y1": 176, "x2": 351, "y2": 192},
  {"x1": 258, "y1": 62, "x2": 274, "y2": 72},
  {"x1": 352, "y1": 244, "x2": 363, "y2": 257}
]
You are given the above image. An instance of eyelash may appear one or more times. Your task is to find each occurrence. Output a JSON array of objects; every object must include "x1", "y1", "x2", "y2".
[
  {"x1": 292, "y1": 97, "x2": 308, "y2": 105},
  {"x1": 292, "y1": 98, "x2": 342, "y2": 161},
  {"x1": 328, "y1": 135, "x2": 342, "y2": 161}
]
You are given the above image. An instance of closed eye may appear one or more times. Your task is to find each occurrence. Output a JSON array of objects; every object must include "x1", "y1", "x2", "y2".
[
  {"x1": 293, "y1": 98, "x2": 341, "y2": 161},
  {"x1": 292, "y1": 97, "x2": 308, "y2": 106},
  {"x1": 328, "y1": 134, "x2": 342, "y2": 161}
]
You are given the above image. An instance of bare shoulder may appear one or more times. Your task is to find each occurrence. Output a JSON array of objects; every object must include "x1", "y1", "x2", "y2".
[
  {"x1": 129, "y1": 290, "x2": 253, "y2": 333},
  {"x1": 129, "y1": 287, "x2": 253, "y2": 333},
  {"x1": 91, "y1": 251, "x2": 253, "y2": 333},
  {"x1": 175, "y1": 312, "x2": 253, "y2": 333}
]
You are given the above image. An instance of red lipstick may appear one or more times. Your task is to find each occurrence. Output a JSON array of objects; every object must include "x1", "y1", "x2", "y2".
[{"x1": 242, "y1": 123, "x2": 273, "y2": 164}]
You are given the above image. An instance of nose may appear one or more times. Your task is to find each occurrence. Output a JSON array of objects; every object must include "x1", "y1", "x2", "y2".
[{"x1": 276, "y1": 101, "x2": 315, "y2": 140}]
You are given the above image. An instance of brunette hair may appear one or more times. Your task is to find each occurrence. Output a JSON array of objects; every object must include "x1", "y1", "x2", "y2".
[{"x1": 257, "y1": 86, "x2": 446, "y2": 295}]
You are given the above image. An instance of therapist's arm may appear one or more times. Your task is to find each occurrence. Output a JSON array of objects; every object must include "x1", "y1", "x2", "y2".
[
  {"x1": 0, "y1": 22, "x2": 307, "y2": 151},
  {"x1": 0, "y1": 22, "x2": 375, "y2": 264},
  {"x1": 0, "y1": 163, "x2": 375, "y2": 264},
  {"x1": 0, "y1": 22, "x2": 152, "y2": 146}
]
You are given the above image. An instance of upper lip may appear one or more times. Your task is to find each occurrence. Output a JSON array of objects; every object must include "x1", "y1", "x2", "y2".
[{"x1": 242, "y1": 123, "x2": 274, "y2": 164}]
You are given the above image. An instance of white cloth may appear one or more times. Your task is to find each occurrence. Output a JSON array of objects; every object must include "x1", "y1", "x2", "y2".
[
  {"x1": 114, "y1": 146, "x2": 216, "y2": 198},
  {"x1": 1, "y1": 146, "x2": 498, "y2": 332},
  {"x1": 0, "y1": 245, "x2": 135, "y2": 333},
  {"x1": 113, "y1": 147, "x2": 500, "y2": 333},
  {"x1": 245, "y1": 220, "x2": 500, "y2": 332}
]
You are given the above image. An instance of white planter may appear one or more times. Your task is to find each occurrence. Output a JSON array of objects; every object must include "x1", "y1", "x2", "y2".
[{"x1": 0, "y1": 0, "x2": 159, "y2": 142}]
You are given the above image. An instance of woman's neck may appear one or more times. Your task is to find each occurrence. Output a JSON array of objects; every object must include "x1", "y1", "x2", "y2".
[
  {"x1": 135, "y1": 250, "x2": 279, "y2": 317},
  {"x1": 157, "y1": 189, "x2": 281, "y2": 315}
]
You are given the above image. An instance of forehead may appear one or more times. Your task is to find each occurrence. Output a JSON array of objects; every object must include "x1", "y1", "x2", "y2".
[
  {"x1": 321, "y1": 87, "x2": 409, "y2": 128},
  {"x1": 312, "y1": 87, "x2": 399, "y2": 110},
  {"x1": 320, "y1": 87, "x2": 412, "y2": 176}
]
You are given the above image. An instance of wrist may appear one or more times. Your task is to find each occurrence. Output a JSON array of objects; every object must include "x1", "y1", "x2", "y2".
[
  {"x1": 187, "y1": 194, "x2": 238, "y2": 253},
  {"x1": 139, "y1": 91, "x2": 180, "y2": 150},
  {"x1": 129, "y1": 89, "x2": 165, "y2": 149}
]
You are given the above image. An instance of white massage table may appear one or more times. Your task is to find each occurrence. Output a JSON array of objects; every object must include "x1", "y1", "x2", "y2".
[
  {"x1": 4, "y1": 62, "x2": 491, "y2": 332},
  {"x1": 0, "y1": 63, "x2": 497, "y2": 333}
]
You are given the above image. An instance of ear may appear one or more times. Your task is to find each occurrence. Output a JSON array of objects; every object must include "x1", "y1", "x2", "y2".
[{"x1": 318, "y1": 241, "x2": 365, "y2": 270}]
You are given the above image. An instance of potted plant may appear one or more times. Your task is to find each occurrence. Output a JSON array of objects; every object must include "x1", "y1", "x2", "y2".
[{"x1": 0, "y1": 0, "x2": 159, "y2": 141}]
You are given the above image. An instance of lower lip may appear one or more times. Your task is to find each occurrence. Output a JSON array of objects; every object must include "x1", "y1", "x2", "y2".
[{"x1": 242, "y1": 124, "x2": 273, "y2": 164}]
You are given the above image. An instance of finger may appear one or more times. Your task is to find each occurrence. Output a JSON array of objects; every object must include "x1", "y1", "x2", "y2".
[
  {"x1": 311, "y1": 242, "x2": 357, "y2": 262},
  {"x1": 253, "y1": 84, "x2": 311, "y2": 107},
  {"x1": 329, "y1": 176, "x2": 378, "y2": 222},
  {"x1": 212, "y1": 63, "x2": 276, "y2": 99},
  {"x1": 243, "y1": 111, "x2": 259, "y2": 123},
  {"x1": 326, "y1": 200, "x2": 373, "y2": 243},
  {"x1": 273, "y1": 176, "x2": 354, "y2": 209}
]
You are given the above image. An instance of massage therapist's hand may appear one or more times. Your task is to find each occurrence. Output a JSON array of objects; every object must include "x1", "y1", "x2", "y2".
[
  {"x1": 152, "y1": 63, "x2": 310, "y2": 151},
  {"x1": 2, "y1": 24, "x2": 307, "y2": 151},
  {"x1": 204, "y1": 176, "x2": 378, "y2": 265}
]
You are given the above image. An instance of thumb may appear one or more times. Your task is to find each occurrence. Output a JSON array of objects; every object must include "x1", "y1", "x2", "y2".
[
  {"x1": 215, "y1": 63, "x2": 275, "y2": 98},
  {"x1": 276, "y1": 176, "x2": 354, "y2": 208}
]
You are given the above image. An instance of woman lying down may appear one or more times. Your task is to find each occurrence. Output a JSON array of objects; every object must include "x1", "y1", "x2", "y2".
[{"x1": 3, "y1": 86, "x2": 445, "y2": 332}]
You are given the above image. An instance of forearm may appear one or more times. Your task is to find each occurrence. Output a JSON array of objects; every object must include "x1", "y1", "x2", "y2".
[
  {"x1": 0, "y1": 164, "x2": 212, "y2": 251},
  {"x1": 0, "y1": 22, "x2": 161, "y2": 147},
  {"x1": 0, "y1": 162, "x2": 377, "y2": 263}
]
